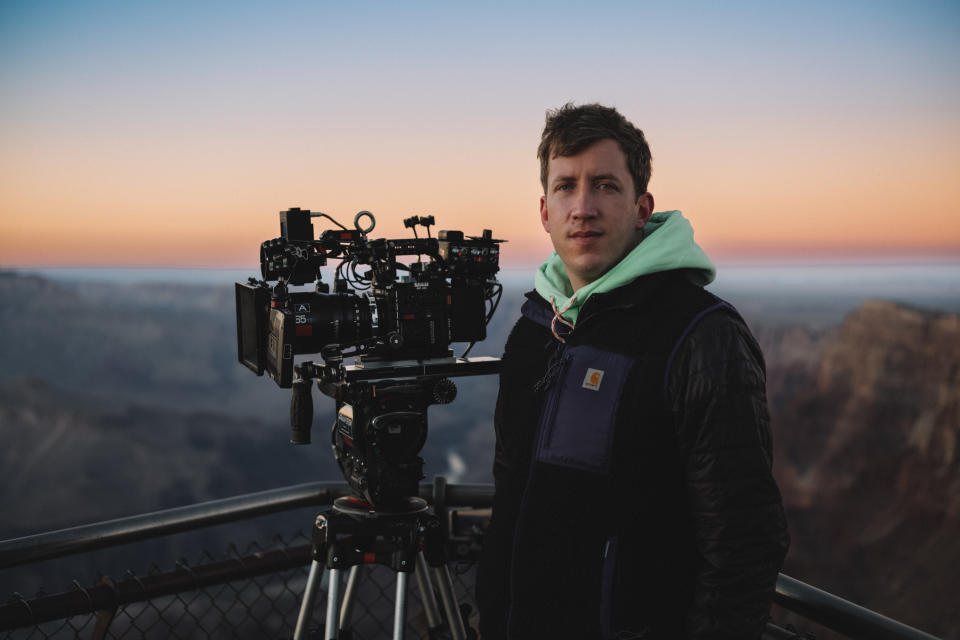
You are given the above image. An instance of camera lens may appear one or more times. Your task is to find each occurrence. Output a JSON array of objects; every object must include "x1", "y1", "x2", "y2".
[{"x1": 287, "y1": 292, "x2": 374, "y2": 353}]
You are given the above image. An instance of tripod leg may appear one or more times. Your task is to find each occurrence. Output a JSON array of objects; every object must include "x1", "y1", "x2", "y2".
[
  {"x1": 432, "y1": 564, "x2": 467, "y2": 640},
  {"x1": 324, "y1": 568, "x2": 342, "y2": 640},
  {"x1": 338, "y1": 565, "x2": 363, "y2": 634},
  {"x1": 393, "y1": 571, "x2": 409, "y2": 640},
  {"x1": 414, "y1": 552, "x2": 443, "y2": 633},
  {"x1": 294, "y1": 560, "x2": 325, "y2": 640}
]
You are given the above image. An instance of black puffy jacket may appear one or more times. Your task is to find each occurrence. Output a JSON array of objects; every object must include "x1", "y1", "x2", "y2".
[{"x1": 477, "y1": 270, "x2": 789, "y2": 639}]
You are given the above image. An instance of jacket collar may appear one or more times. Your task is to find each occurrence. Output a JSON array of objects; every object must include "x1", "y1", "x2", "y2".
[{"x1": 521, "y1": 270, "x2": 684, "y2": 331}]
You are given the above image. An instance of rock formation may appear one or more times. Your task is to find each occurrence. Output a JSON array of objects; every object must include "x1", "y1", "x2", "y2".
[{"x1": 770, "y1": 300, "x2": 960, "y2": 639}]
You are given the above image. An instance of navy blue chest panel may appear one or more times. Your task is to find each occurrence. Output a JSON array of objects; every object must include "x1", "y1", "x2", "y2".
[
  {"x1": 534, "y1": 344, "x2": 634, "y2": 475},
  {"x1": 519, "y1": 290, "x2": 736, "y2": 478}
]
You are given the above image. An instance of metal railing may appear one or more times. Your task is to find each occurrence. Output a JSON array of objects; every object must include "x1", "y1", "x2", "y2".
[
  {"x1": 0, "y1": 481, "x2": 941, "y2": 639},
  {"x1": 1, "y1": 537, "x2": 479, "y2": 639},
  {"x1": 0, "y1": 480, "x2": 492, "y2": 570}
]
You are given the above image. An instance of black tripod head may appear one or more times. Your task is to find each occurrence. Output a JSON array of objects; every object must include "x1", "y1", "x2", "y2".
[{"x1": 289, "y1": 356, "x2": 500, "y2": 508}]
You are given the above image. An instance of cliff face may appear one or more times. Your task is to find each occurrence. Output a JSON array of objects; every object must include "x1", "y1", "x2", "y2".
[{"x1": 769, "y1": 300, "x2": 960, "y2": 638}]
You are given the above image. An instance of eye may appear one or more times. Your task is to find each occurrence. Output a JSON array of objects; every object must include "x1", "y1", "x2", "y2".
[
  {"x1": 596, "y1": 182, "x2": 619, "y2": 192},
  {"x1": 555, "y1": 182, "x2": 574, "y2": 192}
]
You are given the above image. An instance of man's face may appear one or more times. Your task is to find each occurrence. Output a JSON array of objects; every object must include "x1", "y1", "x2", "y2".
[{"x1": 540, "y1": 138, "x2": 654, "y2": 291}]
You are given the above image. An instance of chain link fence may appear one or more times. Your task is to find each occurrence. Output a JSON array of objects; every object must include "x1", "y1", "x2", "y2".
[{"x1": 2, "y1": 534, "x2": 479, "y2": 640}]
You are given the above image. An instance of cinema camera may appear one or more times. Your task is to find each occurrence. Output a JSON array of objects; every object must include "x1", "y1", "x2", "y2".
[{"x1": 235, "y1": 208, "x2": 503, "y2": 506}]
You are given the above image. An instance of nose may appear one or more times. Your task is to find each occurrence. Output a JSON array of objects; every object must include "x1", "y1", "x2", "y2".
[{"x1": 570, "y1": 186, "x2": 598, "y2": 220}]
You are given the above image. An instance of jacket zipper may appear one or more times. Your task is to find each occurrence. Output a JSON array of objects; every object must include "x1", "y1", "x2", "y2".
[
  {"x1": 534, "y1": 353, "x2": 570, "y2": 454},
  {"x1": 600, "y1": 534, "x2": 619, "y2": 639}
]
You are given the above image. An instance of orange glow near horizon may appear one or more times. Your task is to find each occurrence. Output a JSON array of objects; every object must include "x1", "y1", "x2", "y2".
[
  {"x1": 2, "y1": 4, "x2": 959, "y2": 268},
  {"x1": 2, "y1": 117, "x2": 958, "y2": 267}
]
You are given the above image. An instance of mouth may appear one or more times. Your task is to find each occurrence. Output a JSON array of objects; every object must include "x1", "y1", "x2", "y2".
[
  {"x1": 569, "y1": 229, "x2": 602, "y2": 239},
  {"x1": 568, "y1": 229, "x2": 603, "y2": 249}
]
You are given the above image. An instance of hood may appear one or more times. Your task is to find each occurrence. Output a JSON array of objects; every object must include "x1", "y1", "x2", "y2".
[{"x1": 534, "y1": 210, "x2": 715, "y2": 326}]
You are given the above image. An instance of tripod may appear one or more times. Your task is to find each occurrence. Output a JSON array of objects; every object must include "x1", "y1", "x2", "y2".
[{"x1": 292, "y1": 495, "x2": 470, "y2": 640}]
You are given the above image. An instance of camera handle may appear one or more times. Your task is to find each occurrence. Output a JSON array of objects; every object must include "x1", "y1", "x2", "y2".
[
  {"x1": 289, "y1": 359, "x2": 351, "y2": 446},
  {"x1": 354, "y1": 211, "x2": 375, "y2": 237},
  {"x1": 290, "y1": 379, "x2": 314, "y2": 445}
]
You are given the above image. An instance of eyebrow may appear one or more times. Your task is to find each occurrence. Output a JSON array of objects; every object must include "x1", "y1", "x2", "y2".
[
  {"x1": 551, "y1": 173, "x2": 623, "y2": 185},
  {"x1": 590, "y1": 173, "x2": 622, "y2": 184}
]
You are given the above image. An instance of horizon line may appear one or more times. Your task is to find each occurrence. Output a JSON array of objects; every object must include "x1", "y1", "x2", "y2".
[{"x1": 4, "y1": 254, "x2": 960, "y2": 272}]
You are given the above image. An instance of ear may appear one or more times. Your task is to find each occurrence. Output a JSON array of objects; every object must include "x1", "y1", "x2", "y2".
[
  {"x1": 540, "y1": 195, "x2": 550, "y2": 232},
  {"x1": 635, "y1": 192, "x2": 654, "y2": 230}
]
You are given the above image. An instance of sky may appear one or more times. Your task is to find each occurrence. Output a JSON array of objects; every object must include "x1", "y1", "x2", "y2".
[{"x1": 1, "y1": 1, "x2": 958, "y2": 268}]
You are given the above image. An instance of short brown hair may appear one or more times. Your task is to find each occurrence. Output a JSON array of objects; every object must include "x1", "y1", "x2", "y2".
[{"x1": 537, "y1": 103, "x2": 652, "y2": 197}]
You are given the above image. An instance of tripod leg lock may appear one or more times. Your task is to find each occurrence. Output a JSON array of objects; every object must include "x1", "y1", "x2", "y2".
[
  {"x1": 310, "y1": 515, "x2": 329, "y2": 563},
  {"x1": 421, "y1": 517, "x2": 448, "y2": 567}
]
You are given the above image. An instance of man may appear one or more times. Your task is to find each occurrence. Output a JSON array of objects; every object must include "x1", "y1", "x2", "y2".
[{"x1": 476, "y1": 104, "x2": 789, "y2": 639}]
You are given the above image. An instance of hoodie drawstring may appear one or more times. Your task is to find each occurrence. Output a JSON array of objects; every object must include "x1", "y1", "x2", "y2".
[{"x1": 549, "y1": 295, "x2": 576, "y2": 343}]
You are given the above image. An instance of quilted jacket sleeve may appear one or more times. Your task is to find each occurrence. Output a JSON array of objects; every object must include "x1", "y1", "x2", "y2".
[{"x1": 668, "y1": 310, "x2": 790, "y2": 640}]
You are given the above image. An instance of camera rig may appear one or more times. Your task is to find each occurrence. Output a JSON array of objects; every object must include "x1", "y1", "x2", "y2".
[{"x1": 235, "y1": 207, "x2": 503, "y2": 507}]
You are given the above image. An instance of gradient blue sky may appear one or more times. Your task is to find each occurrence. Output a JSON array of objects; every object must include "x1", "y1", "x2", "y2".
[{"x1": 2, "y1": 1, "x2": 958, "y2": 266}]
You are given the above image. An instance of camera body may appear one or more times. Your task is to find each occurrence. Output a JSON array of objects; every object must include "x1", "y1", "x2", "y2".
[
  {"x1": 235, "y1": 208, "x2": 503, "y2": 507},
  {"x1": 236, "y1": 208, "x2": 501, "y2": 388}
]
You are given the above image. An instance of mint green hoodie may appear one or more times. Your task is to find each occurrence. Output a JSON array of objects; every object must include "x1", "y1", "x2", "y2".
[{"x1": 534, "y1": 210, "x2": 715, "y2": 325}]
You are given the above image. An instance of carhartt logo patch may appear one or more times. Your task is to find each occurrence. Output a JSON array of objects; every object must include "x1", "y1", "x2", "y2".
[{"x1": 582, "y1": 368, "x2": 604, "y2": 391}]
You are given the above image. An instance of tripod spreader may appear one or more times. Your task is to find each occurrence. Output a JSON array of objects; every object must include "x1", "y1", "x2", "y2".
[
  {"x1": 293, "y1": 496, "x2": 470, "y2": 640},
  {"x1": 312, "y1": 497, "x2": 428, "y2": 574}
]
